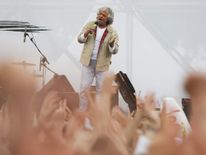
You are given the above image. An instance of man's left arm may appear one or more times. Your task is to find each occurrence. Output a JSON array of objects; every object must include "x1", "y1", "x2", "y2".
[{"x1": 108, "y1": 32, "x2": 119, "y2": 54}]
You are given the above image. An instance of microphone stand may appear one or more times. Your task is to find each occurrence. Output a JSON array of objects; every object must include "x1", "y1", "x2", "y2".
[{"x1": 25, "y1": 32, "x2": 57, "y2": 86}]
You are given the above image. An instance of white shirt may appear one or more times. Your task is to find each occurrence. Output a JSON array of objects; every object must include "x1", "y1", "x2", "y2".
[{"x1": 91, "y1": 26, "x2": 106, "y2": 60}]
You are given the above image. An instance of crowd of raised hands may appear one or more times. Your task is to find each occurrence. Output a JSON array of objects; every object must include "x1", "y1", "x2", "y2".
[{"x1": 0, "y1": 64, "x2": 206, "y2": 155}]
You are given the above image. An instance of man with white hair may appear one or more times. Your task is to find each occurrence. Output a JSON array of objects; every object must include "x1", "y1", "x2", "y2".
[{"x1": 77, "y1": 7, "x2": 119, "y2": 111}]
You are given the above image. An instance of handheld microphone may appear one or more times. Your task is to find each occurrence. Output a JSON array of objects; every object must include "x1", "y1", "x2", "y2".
[{"x1": 94, "y1": 21, "x2": 98, "y2": 25}]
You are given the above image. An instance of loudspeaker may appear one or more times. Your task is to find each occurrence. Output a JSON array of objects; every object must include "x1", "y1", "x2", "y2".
[
  {"x1": 115, "y1": 71, "x2": 136, "y2": 113},
  {"x1": 34, "y1": 74, "x2": 79, "y2": 115}
]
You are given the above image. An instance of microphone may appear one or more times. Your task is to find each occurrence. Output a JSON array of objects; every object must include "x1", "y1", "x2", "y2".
[
  {"x1": 94, "y1": 21, "x2": 98, "y2": 25},
  {"x1": 23, "y1": 32, "x2": 27, "y2": 43}
]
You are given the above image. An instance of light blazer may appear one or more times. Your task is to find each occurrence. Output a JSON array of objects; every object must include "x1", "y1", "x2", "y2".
[{"x1": 78, "y1": 21, "x2": 119, "y2": 71}]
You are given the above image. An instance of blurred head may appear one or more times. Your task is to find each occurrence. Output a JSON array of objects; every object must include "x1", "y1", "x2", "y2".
[
  {"x1": 90, "y1": 135, "x2": 124, "y2": 155},
  {"x1": 96, "y1": 7, "x2": 114, "y2": 26}
]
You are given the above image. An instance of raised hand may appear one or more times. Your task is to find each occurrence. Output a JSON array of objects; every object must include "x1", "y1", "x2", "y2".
[
  {"x1": 109, "y1": 36, "x2": 116, "y2": 47},
  {"x1": 84, "y1": 28, "x2": 96, "y2": 38}
]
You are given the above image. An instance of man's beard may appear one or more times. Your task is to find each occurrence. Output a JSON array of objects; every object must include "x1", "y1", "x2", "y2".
[{"x1": 96, "y1": 19, "x2": 106, "y2": 26}]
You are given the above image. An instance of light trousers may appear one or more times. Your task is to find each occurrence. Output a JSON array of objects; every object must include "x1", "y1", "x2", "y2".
[{"x1": 79, "y1": 60, "x2": 105, "y2": 111}]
